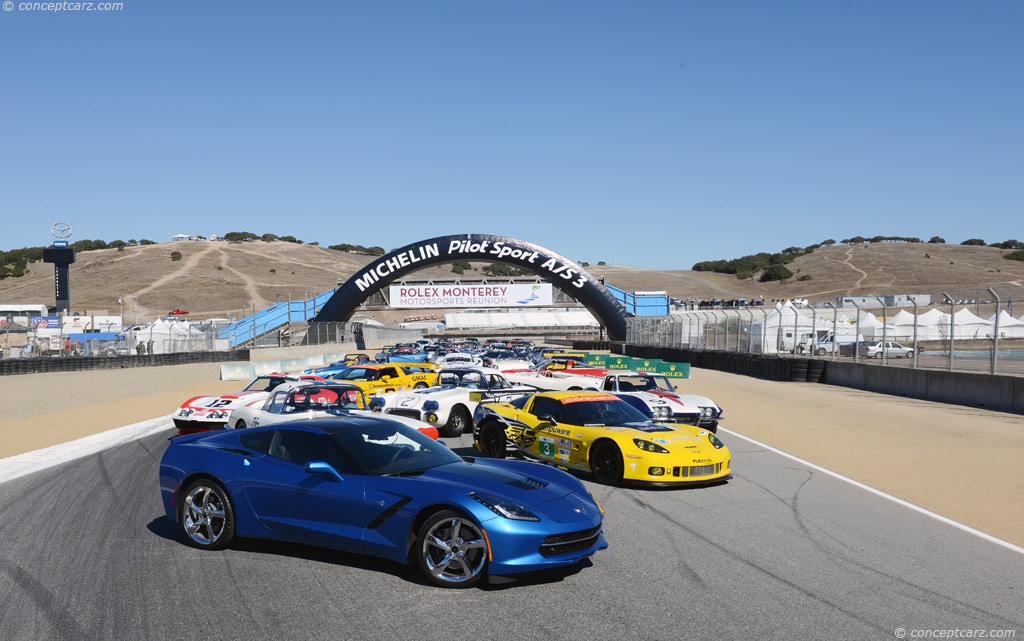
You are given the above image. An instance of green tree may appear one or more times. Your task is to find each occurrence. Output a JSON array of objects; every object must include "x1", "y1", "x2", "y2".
[
  {"x1": 759, "y1": 264, "x2": 793, "y2": 282},
  {"x1": 170, "y1": 251, "x2": 183, "y2": 261}
]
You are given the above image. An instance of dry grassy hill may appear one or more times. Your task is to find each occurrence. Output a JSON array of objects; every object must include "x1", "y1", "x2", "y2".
[{"x1": 2, "y1": 241, "x2": 1023, "y2": 322}]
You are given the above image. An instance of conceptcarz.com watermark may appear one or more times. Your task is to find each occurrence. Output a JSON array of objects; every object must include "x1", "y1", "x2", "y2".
[
  {"x1": 895, "y1": 629, "x2": 1017, "y2": 639},
  {"x1": 3, "y1": 1, "x2": 125, "y2": 12}
]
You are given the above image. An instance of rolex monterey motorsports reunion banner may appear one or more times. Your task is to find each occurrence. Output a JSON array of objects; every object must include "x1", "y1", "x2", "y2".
[{"x1": 388, "y1": 283, "x2": 554, "y2": 309}]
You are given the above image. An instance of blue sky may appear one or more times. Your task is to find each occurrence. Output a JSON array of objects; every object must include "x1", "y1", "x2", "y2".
[{"x1": 1, "y1": 1, "x2": 1021, "y2": 269}]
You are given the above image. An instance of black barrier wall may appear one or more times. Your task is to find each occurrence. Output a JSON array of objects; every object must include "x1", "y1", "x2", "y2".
[{"x1": 0, "y1": 350, "x2": 250, "y2": 377}]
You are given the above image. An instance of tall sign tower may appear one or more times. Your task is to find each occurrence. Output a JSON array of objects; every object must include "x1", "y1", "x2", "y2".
[{"x1": 42, "y1": 222, "x2": 76, "y2": 313}]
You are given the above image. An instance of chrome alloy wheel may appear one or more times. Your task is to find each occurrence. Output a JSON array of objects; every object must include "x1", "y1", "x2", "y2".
[
  {"x1": 183, "y1": 484, "x2": 229, "y2": 547},
  {"x1": 419, "y1": 514, "x2": 487, "y2": 586}
]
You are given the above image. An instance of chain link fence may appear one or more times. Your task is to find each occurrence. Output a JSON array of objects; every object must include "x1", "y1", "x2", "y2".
[{"x1": 626, "y1": 287, "x2": 1024, "y2": 377}]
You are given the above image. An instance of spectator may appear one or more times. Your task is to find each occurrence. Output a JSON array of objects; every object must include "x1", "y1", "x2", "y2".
[
  {"x1": 64, "y1": 337, "x2": 71, "y2": 354},
  {"x1": 23, "y1": 339, "x2": 33, "y2": 358}
]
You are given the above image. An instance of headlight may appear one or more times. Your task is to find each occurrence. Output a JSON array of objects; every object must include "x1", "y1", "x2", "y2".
[
  {"x1": 701, "y1": 406, "x2": 722, "y2": 418},
  {"x1": 633, "y1": 438, "x2": 669, "y2": 454},
  {"x1": 469, "y1": 492, "x2": 540, "y2": 521},
  {"x1": 652, "y1": 406, "x2": 670, "y2": 420},
  {"x1": 708, "y1": 433, "x2": 724, "y2": 449}
]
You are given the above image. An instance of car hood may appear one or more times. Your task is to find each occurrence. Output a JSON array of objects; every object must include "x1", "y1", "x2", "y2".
[
  {"x1": 386, "y1": 386, "x2": 467, "y2": 406},
  {"x1": 418, "y1": 460, "x2": 598, "y2": 524},
  {"x1": 181, "y1": 391, "x2": 265, "y2": 409},
  {"x1": 646, "y1": 390, "x2": 717, "y2": 410}
]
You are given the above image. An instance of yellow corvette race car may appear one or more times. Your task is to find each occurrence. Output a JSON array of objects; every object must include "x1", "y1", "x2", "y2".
[
  {"x1": 472, "y1": 390, "x2": 731, "y2": 487},
  {"x1": 325, "y1": 362, "x2": 439, "y2": 396}
]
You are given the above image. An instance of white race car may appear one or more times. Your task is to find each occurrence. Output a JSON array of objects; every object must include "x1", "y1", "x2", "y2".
[
  {"x1": 225, "y1": 380, "x2": 439, "y2": 439},
  {"x1": 172, "y1": 373, "x2": 323, "y2": 434},
  {"x1": 598, "y1": 371, "x2": 723, "y2": 432},
  {"x1": 373, "y1": 366, "x2": 535, "y2": 437},
  {"x1": 431, "y1": 351, "x2": 483, "y2": 367}
]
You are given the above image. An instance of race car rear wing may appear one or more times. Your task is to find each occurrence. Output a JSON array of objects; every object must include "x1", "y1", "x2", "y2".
[{"x1": 468, "y1": 387, "x2": 538, "y2": 405}]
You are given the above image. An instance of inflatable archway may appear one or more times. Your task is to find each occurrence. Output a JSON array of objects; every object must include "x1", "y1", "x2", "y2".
[{"x1": 313, "y1": 234, "x2": 627, "y2": 341}]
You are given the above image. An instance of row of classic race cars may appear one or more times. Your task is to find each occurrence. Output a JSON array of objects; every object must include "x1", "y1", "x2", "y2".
[{"x1": 162, "y1": 356, "x2": 729, "y2": 588}]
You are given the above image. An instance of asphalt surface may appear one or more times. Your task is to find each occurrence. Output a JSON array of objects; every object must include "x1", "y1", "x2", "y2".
[{"x1": 0, "y1": 422, "x2": 1021, "y2": 641}]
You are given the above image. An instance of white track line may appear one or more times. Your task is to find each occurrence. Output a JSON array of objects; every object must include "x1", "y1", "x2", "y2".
[
  {"x1": 720, "y1": 426, "x2": 1024, "y2": 556},
  {"x1": 0, "y1": 416, "x2": 171, "y2": 485}
]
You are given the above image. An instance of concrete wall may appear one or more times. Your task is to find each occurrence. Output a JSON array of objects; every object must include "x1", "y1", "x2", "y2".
[{"x1": 825, "y1": 361, "x2": 1024, "y2": 415}]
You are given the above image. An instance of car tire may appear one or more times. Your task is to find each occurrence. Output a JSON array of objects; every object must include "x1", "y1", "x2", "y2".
[
  {"x1": 906, "y1": 351, "x2": 914, "y2": 358},
  {"x1": 477, "y1": 420, "x2": 507, "y2": 458},
  {"x1": 441, "y1": 406, "x2": 471, "y2": 438},
  {"x1": 414, "y1": 510, "x2": 487, "y2": 588},
  {"x1": 179, "y1": 478, "x2": 236, "y2": 551},
  {"x1": 233, "y1": 420, "x2": 246, "y2": 429},
  {"x1": 816, "y1": 348, "x2": 826, "y2": 356},
  {"x1": 413, "y1": 382, "x2": 428, "y2": 389},
  {"x1": 589, "y1": 440, "x2": 624, "y2": 486},
  {"x1": 875, "y1": 352, "x2": 884, "y2": 359}
]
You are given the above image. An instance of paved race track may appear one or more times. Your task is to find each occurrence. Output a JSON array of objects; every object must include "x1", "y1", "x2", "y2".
[{"x1": 0, "y1": 422, "x2": 1021, "y2": 641}]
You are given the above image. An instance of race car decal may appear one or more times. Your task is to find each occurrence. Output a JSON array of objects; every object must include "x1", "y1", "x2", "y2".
[
  {"x1": 538, "y1": 437, "x2": 555, "y2": 457},
  {"x1": 505, "y1": 422, "x2": 537, "y2": 448}
]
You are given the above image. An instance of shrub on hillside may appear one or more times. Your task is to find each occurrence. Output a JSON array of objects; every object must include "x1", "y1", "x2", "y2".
[{"x1": 759, "y1": 264, "x2": 793, "y2": 282}]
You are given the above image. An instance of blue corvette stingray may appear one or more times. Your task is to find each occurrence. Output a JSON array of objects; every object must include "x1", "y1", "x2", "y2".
[{"x1": 159, "y1": 415, "x2": 607, "y2": 587}]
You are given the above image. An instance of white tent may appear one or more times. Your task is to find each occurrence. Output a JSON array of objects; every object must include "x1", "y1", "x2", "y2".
[
  {"x1": 853, "y1": 311, "x2": 883, "y2": 339},
  {"x1": 884, "y1": 309, "x2": 945, "y2": 341},
  {"x1": 120, "y1": 318, "x2": 210, "y2": 354},
  {"x1": 951, "y1": 308, "x2": 992, "y2": 339},
  {"x1": 747, "y1": 302, "x2": 857, "y2": 354},
  {"x1": 989, "y1": 310, "x2": 1024, "y2": 339}
]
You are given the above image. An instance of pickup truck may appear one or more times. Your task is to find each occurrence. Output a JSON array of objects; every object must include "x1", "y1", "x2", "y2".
[{"x1": 598, "y1": 371, "x2": 723, "y2": 432}]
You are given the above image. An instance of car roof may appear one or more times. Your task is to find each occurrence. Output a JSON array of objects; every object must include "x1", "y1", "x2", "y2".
[{"x1": 438, "y1": 366, "x2": 503, "y2": 375}]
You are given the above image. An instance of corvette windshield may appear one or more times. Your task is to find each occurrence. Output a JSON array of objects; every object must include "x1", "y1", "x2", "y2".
[
  {"x1": 561, "y1": 399, "x2": 653, "y2": 427},
  {"x1": 329, "y1": 422, "x2": 461, "y2": 476}
]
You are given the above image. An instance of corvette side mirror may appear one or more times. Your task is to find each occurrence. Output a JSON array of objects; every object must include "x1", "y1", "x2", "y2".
[{"x1": 305, "y1": 461, "x2": 344, "y2": 482}]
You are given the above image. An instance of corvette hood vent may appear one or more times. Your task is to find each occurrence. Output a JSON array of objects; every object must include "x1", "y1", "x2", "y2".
[{"x1": 506, "y1": 476, "x2": 548, "y2": 491}]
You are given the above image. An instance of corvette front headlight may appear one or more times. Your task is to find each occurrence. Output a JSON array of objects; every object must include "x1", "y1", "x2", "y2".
[
  {"x1": 708, "y1": 433, "x2": 724, "y2": 449},
  {"x1": 633, "y1": 438, "x2": 669, "y2": 454},
  {"x1": 469, "y1": 492, "x2": 540, "y2": 521}
]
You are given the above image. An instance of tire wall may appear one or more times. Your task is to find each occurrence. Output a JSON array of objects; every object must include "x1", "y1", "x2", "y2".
[{"x1": 573, "y1": 341, "x2": 1024, "y2": 415}]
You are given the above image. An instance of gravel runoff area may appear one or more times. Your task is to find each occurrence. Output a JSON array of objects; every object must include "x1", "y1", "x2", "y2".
[{"x1": 0, "y1": 361, "x2": 1021, "y2": 548}]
